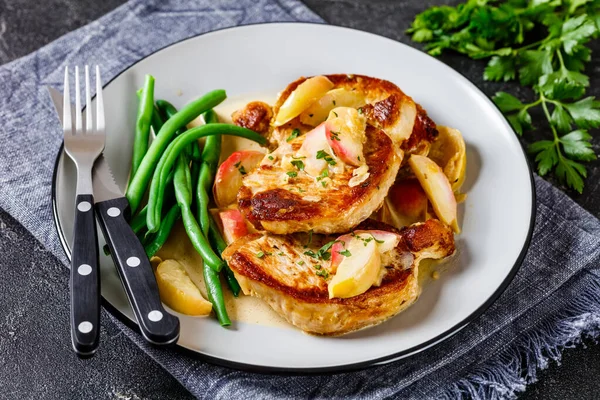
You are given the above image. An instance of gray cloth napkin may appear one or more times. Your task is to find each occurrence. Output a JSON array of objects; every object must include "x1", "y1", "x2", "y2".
[{"x1": 1, "y1": 0, "x2": 599, "y2": 398}]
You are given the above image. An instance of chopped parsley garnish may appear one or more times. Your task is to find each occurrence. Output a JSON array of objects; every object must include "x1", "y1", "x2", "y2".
[
  {"x1": 238, "y1": 165, "x2": 247, "y2": 175},
  {"x1": 297, "y1": 187, "x2": 306, "y2": 193},
  {"x1": 304, "y1": 250, "x2": 317, "y2": 258},
  {"x1": 297, "y1": 260, "x2": 305, "y2": 266},
  {"x1": 316, "y1": 169, "x2": 329, "y2": 181},
  {"x1": 321, "y1": 181, "x2": 327, "y2": 188},
  {"x1": 338, "y1": 249, "x2": 352, "y2": 257},
  {"x1": 316, "y1": 150, "x2": 337, "y2": 166},
  {"x1": 290, "y1": 160, "x2": 305, "y2": 171},
  {"x1": 357, "y1": 107, "x2": 363, "y2": 115},
  {"x1": 256, "y1": 251, "x2": 265, "y2": 258},
  {"x1": 332, "y1": 111, "x2": 338, "y2": 117},
  {"x1": 314, "y1": 264, "x2": 322, "y2": 270},
  {"x1": 268, "y1": 155, "x2": 274, "y2": 160},
  {"x1": 357, "y1": 156, "x2": 361, "y2": 161},
  {"x1": 315, "y1": 240, "x2": 340, "y2": 261},
  {"x1": 316, "y1": 269, "x2": 329, "y2": 279},
  {"x1": 330, "y1": 131, "x2": 341, "y2": 141},
  {"x1": 332, "y1": 100, "x2": 337, "y2": 106},
  {"x1": 286, "y1": 171, "x2": 298, "y2": 178},
  {"x1": 286, "y1": 128, "x2": 300, "y2": 142},
  {"x1": 371, "y1": 234, "x2": 384, "y2": 244},
  {"x1": 278, "y1": 252, "x2": 284, "y2": 256}
]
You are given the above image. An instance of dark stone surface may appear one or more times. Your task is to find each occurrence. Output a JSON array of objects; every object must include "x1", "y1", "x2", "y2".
[{"x1": 0, "y1": 0, "x2": 599, "y2": 399}]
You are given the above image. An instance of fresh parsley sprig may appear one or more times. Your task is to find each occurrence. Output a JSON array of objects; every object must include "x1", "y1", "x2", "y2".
[{"x1": 408, "y1": 0, "x2": 599, "y2": 193}]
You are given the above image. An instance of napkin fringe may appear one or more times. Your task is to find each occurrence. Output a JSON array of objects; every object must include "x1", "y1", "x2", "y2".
[{"x1": 440, "y1": 276, "x2": 600, "y2": 400}]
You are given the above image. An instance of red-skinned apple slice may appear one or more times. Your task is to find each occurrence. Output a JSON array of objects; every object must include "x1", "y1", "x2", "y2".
[
  {"x1": 328, "y1": 233, "x2": 381, "y2": 299},
  {"x1": 408, "y1": 154, "x2": 459, "y2": 233},
  {"x1": 297, "y1": 122, "x2": 332, "y2": 176},
  {"x1": 330, "y1": 230, "x2": 400, "y2": 269},
  {"x1": 383, "y1": 178, "x2": 429, "y2": 228},
  {"x1": 366, "y1": 230, "x2": 401, "y2": 253},
  {"x1": 214, "y1": 150, "x2": 264, "y2": 208},
  {"x1": 219, "y1": 209, "x2": 249, "y2": 245},
  {"x1": 325, "y1": 107, "x2": 366, "y2": 166},
  {"x1": 274, "y1": 75, "x2": 334, "y2": 126}
]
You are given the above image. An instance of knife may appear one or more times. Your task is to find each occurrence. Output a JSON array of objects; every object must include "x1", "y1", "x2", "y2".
[{"x1": 48, "y1": 87, "x2": 180, "y2": 345}]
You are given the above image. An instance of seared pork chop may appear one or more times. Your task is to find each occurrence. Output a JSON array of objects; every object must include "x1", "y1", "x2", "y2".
[
  {"x1": 238, "y1": 124, "x2": 401, "y2": 234},
  {"x1": 222, "y1": 219, "x2": 455, "y2": 335},
  {"x1": 234, "y1": 74, "x2": 439, "y2": 235}
]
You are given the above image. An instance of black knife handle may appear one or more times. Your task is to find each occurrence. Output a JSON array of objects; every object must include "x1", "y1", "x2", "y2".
[
  {"x1": 95, "y1": 197, "x2": 180, "y2": 345},
  {"x1": 70, "y1": 194, "x2": 101, "y2": 357}
]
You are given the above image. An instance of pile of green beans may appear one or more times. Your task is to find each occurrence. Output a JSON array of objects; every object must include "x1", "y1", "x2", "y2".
[
  {"x1": 126, "y1": 88, "x2": 227, "y2": 214},
  {"x1": 128, "y1": 78, "x2": 266, "y2": 326}
]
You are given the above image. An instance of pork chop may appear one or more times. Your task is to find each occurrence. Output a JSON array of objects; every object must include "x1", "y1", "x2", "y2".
[{"x1": 222, "y1": 219, "x2": 455, "y2": 335}]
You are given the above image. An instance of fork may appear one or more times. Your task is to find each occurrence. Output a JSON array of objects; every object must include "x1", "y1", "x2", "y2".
[{"x1": 63, "y1": 65, "x2": 104, "y2": 357}]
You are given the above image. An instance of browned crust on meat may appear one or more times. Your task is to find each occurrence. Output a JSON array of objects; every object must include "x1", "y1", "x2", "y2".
[
  {"x1": 231, "y1": 101, "x2": 273, "y2": 134},
  {"x1": 273, "y1": 74, "x2": 438, "y2": 154},
  {"x1": 223, "y1": 219, "x2": 455, "y2": 335},
  {"x1": 400, "y1": 104, "x2": 438, "y2": 155},
  {"x1": 224, "y1": 219, "x2": 454, "y2": 305},
  {"x1": 238, "y1": 125, "x2": 398, "y2": 231}
]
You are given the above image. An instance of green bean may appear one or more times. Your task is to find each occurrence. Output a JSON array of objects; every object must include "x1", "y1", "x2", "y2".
[
  {"x1": 155, "y1": 99, "x2": 202, "y2": 198},
  {"x1": 203, "y1": 265, "x2": 231, "y2": 326},
  {"x1": 196, "y1": 110, "x2": 221, "y2": 236},
  {"x1": 150, "y1": 105, "x2": 164, "y2": 135},
  {"x1": 147, "y1": 124, "x2": 266, "y2": 232},
  {"x1": 173, "y1": 154, "x2": 224, "y2": 272},
  {"x1": 130, "y1": 206, "x2": 148, "y2": 234},
  {"x1": 144, "y1": 204, "x2": 180, "y2": 258},
  {"x1": 173, "y1": 154, "x2": 230, "y2": 326},
  {"x1": 156, "y1": 100, "x2": 185, "y2": 136},
  {"x1": 136, "y1": 89, "x2": 164, "y2": 135},
  {"x1": 208, "y1": 215, "x2": 241, "y2": 297},
  {"x1": 131, "y1": 75, "x2": 155, "y2": 178},
  {"x1": 126, "y1": 89, "x2": 227, "y2": 214}
]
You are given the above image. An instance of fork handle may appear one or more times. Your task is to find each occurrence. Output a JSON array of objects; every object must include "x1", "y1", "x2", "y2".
[
  {"x1": 95, "y1": 197, "x2": 180, "y2": 345},
  {"x1": 70, "y1": 194, "x2": 101, "y2": 357}
]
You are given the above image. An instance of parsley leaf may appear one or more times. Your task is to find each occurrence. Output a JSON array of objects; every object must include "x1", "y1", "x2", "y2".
[
  {"x1": 560, "y1": 130, "x2": 597, "y2": 161},
  {"x1": 286, "y1": 129, "x2": 300, "y2": 142},
  {"x1": 484, "y1": 56, "x2": 517, "y2": 82}
]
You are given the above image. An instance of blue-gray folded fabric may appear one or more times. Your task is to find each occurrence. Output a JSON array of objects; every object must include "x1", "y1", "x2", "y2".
[{"x1": 0, "y1": 0, "x2": 599, "y2": 398}]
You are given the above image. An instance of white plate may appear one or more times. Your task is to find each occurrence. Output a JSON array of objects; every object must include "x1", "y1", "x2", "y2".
[{"x1": 52, "y1": 23, "x2": 534, "y2": 371}]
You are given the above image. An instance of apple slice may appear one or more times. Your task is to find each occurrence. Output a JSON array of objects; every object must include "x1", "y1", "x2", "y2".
[
  {"x1": 297, "y1": 122, "x2": 333, "y2": 176},
  {"x1": 328, "y1": 233, "x2": 381, "y2": 299},
  {"x1": 385, "y1": 178, "x2": 428, "y2": 228},
  {"x1": 331, "y1": 230, "x2": 400, "y2": 269},
  {"x1": 366, "y1": 230, "x2": 401, "y2": 253},
  {"x1": 408, "y1": 154, "x2": 459, "y2": 233},
  {"x1": 325, "y1": 107, "x2": 366, "y2": 167},
  {"x1": 274, "y1": 76, "x2": 334, "y2": 126},
  {"x1": 155, "y1": 259, "x2": 212, "y2": 316},
  {"x1": 299, "y1": 88, "x2": 366, "y2": 126},
  {"x1": 219, "y1": 209, "x2": 249, "y2": 245},
  {"x1": 214, "y1": 150, "x2": 264, "y2": 208}
]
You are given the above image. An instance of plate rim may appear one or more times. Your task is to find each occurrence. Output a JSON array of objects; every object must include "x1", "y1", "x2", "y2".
[{"x1": 50, "y1": 21, "x2": 537, "y2": 373}]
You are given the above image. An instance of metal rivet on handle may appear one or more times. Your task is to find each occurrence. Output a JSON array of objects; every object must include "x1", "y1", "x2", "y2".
[
  {"x1": 126, "y1": 257, "x2": 140, "y2": 267},
  {"x1": 77, "y1": 264, "x2": 92, "y2": 276},
  {"x1": 107, "y1": 207, "x2": 120, "y2": 217},
  {"x1": 78, "y1": 321, "x2": 93, "y2": 334},
  {"x1": 148, "y1": 310, "x2": 163, "y2": 322},
  {"x1": 77, "y1": 201, "x2": 92, "y2": 212}
]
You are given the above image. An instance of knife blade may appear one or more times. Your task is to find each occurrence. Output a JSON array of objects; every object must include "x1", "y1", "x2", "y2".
[{"x1": 48, "y1": 87, "x2": 180, "y2": 345}]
